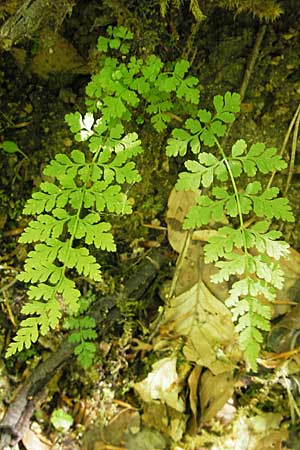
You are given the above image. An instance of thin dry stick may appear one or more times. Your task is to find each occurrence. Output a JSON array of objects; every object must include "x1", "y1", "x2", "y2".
[
  {"x1": 283, "y1": 105, "x2": 300, "y2": 196},
  {"x1": 168, "y1": 230, "x2": 192, "y2": 299},
  {"x1": 222, "y1": 24, "x2": 267, "y2": 147},
  {"x1": 239, "y1": 25, "x2": 267, "y2": 103},
  {"x1": 2, "y1": 289, "x2": 17, "y2": 329},
  {"x1": 267, "y1": 101, "x2": 300, "y2": 189},
  {"x1": 1, "y1": 278, "x2": 18, "y2": 328}
]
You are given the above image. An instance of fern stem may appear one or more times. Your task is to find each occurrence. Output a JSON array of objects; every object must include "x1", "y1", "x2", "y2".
[
  {"x1": 58, "y1": 149, "x2": 102, "y2": 291},
  {"x1": 214, "y1": 137, "x2": 249, "y2": 269}
]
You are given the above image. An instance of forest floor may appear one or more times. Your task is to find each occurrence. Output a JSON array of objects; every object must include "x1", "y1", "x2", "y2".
[{"x1": 0, "y1": 1, "x2": 300, "y2": 449}]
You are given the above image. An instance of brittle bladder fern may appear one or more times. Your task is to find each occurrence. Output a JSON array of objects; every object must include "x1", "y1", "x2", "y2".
[
  {"x1": 7, "y1": 26, "x2": 293, "y2": 372},
  {"x1": 6, "y1": 119, "x2": 142, "y2": 359},
  {"x1": 167, "y1": 92, "x2": 294, "y2": 370},
  {"x1": 6, "y1": 25, "x2": 201, "y2": 365}
]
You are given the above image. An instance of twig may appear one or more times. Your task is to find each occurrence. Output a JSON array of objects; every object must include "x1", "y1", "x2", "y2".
[
  {"x1": 283, "y1": 104, "x2": 300, "y2": 196},
  {"x1": 239, "y1": 25, "x2": 267, "y2": 103},
  {"x1": 143, "y1": 223, "x2": 167, "y2": 231},
  {"x1": 267, "y1": 101, "x2": 300, "y2": 189},
  {"x1": 1, "y1": 278, "x2": 18, "y2": 328},
  {"x1": 222, "y1": 24, "x2": 267, "y2": 147},
  {"x1": 1, "y1": 290, "x2": 17, "y2": 329},
  {"x1": 168, "y1": 230, "x2": 192, "y2": 299}
]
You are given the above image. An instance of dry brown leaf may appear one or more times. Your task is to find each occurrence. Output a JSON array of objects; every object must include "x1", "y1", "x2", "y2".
[
  {"x1": 166, "y1": 188, "x2": 199, "y2": 253},
  {"x1": 22, "y1": 428, "x2": 51, "y2": 450},
  {"x1": 142, "y1": 402, "x2": 188, "y2": 442},
  {"x1": 160, "y1": 282, "x2": 240, "y2": 374},
  {"x1": 200, "y1": 371, "x2": 235, "y2": 423},
  {"x1": 133, "y1": 357, "x2": 185, "y2": 412},
  {"x1": 275, "y1": 247, "x2": 300, "y2": 316},
  {"x1": 268, "y1": 304, "x2": 300, "y2": 353},
  {"x1": 188, "y1": 364, "x2": 202, "y2": 433},
  {"x1": 174, "y1": 241, "x2": 203, "y2": 295}
]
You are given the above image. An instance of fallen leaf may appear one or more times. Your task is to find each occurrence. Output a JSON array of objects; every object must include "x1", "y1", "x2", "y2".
[
  {"x1": 188, "y1": 364, "x2": 202, "y2": 433},
  {"x1": 160, "y1": 282, "x2": 240, "y2": 374},
  {"x1": 268, "y1": 304, "x2": 300, "y2": 353},
  {"x1": 142, "y1": 402, "x2": 188, "y2": 442},
  {"x1": 275, "y1": 247, "x2": 300, "y2": 316},
  {"x1": 22, "y1": 428, "x2": 51, "y2": 450},
  {"x1": 166, "y1": 188, "x2": 200, "y2": 253},
  {"x1": 133, "y1": 357, "x2": 185, "y2": 412},
  {"x1": 200, "y1": 371, "x2": 235, "y2": 422}
]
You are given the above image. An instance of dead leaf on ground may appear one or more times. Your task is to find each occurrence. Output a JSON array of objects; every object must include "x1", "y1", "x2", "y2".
[
  {"x1": 159, "y1": 282, "x2": 240, "y2": 374},
  {"x1": 166, "y1": 188, "x2": 200, "y2": 253},
  {"x1": 200, "y1": 370, "x2": 235, "y2": 423},
  {"x1": 133, "y1": 357, "x2": 185, "y2": 412},
  {"x1": 268, "y1": 304, "x2": 300, "y2": 353},
  {"x1": 174, "y1": 240, "x2": 203, "y2": 295},
  {"x1": 22, "y1": 427, "x2": 52, "y2": 450},
  {"x1": 82, "y1": 409, "x2": 140, "y2": 449},
  {"x1": 142, "y1": 402, "x2": 188, "y2": 442},
  {"x1": 275, "y1": 247, "x2": 300, "y2": 316},
  {"x1": 207, "y1": 413, "x2": 287, "y2": 450},
  {"x1": 188, "y1": 364, "x2": 202, "y2": 433}
]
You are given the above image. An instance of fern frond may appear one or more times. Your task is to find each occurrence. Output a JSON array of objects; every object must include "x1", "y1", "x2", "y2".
[{"x1": 169, "y1": 91, "x2": 294, "y2": 370}]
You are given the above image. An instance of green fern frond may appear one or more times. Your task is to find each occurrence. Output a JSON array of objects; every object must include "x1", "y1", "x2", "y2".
[
  {"x1": 169, "y1": 91, "x2": 294, "y2": 370},
  {"x1": 7, "y1": 26, "x2": 201, "y2": 359}
]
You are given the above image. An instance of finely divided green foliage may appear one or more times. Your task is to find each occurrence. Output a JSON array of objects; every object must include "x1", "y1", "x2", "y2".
[
  {"x1": 85, "y1": 26, "x2": 200, "y2": 133},
  {"x1": 64, "y1": 296, "x2": 97, "y2": 370},
  {"x1": 169, "y1": 92, "x2": 294, "y2": 370},
  {"x1": 6, "y1": 120, "x2": 142, "y2": 358},
  {"x1": 8, "y1": 26, "x2": 291, "y2": 372},
  {"x1": 6, "y1": 26, "x2": 200, "y2": 364}
]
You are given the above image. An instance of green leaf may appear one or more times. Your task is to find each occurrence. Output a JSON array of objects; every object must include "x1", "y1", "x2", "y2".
[
  {"x1": 157, "y1": 73, "x2": 178, "y2": 93},
  {"x1": 112, "y1": 26, "x2": 133, "y2": 40},
  {"x1": 5, "y1": 317, "x2": 39, "y2": 356},
  {"x1": 183, "y1": 196, "x2": 225, "y2": 229},
  {"x1": 251, "y1": 188, "x2": 294, "y2": 222},
  {"x1": 211, "y1": 253, "x2": 247, "y2": 283},
  {"x1": 58, "y1": 277, "x2": 81, "y2": 314},
  {"x1": 198, "y1": 109, "x2": 211, "y2": 123},
  {"x1": 51, "y1": 409, "x2": 74, "y2": 432},
  {"x1": 166, "y1": 128, "x2": 192, "y2": 157},
  {"x1": 213, "y1": 95, "x2": 224, "y2": 113},
  {"x1": 58, "y1": 245, "x2": 102, "y2": 281},
  {"x1": 71, "y1": 149, "x2": 86, "y2": 164},
  {"x1": 224, "y1": 91, "x2": 241, "y2": 112},
  {"x1": 231, "y1": 139, "x2": 247, "y2": 157},
  {"x1": 246, "y1": 181, "x2": 261, "y2": 195},
  {"x1": 0, "y1": 140, "x2": 26, "y2": 158},
  {"x1": 250, "y1": 221, "x2": 270, "y2": 233},
  {"x1": 185, "y1": 118, "x2": 202, "y2": 134},
  {"x1": 176, "y1": 169, "x2": 202, "y2": 191},
  {"x1": 74, "y1": 341, "x2": 97, "y2": 369},
  {"x1": 210, "y1": 120, "x2": 226, "y2": 137},
  {"x1": 177, "y1": 77, "x2": 199, "y2": 104},
  {"x1": 174, "y1": 59, "x2": 190, "y2": 78},
  {"x1": 97, "y1": 36, "x2": 109, "y2": 52},
  {"x1": 65, "y1": 112, "x2": 94, "y2": 141},
  {"x1": 151, "y1": 112, "x2": 169, "y2": 132},
  {"x1": 204, "y1": 227, "x2": 244, "y2": 263},
  {"x1": 142, "y1": 55, "x2": 164, "y2": 82},
  {"x1": 198, "y1": 152, "x2": 218, "y2": 166}
]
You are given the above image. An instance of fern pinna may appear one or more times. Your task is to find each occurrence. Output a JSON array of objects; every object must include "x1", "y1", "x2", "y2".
[
  {"x1": 167, "y1": 92, "x2": 294, "y2": 370},
  {"x1": 6, "y1": 117, "x2": 142, "y2": 358}
]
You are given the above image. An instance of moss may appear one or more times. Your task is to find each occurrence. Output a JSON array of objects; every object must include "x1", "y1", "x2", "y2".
[{"x1": 219, "y1": 0, "x2": 283, "y2": 21}]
